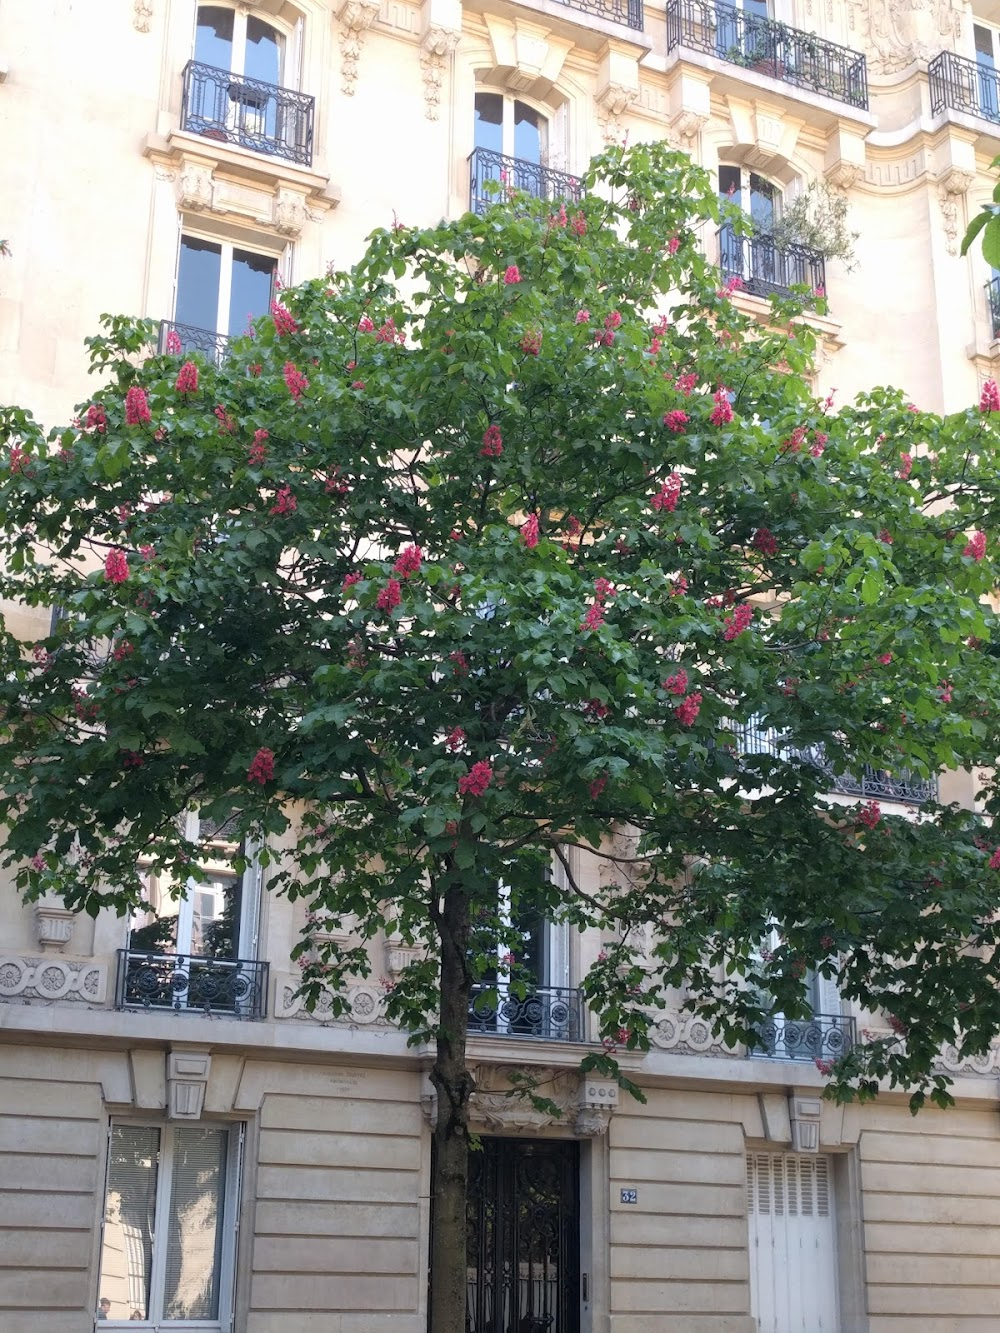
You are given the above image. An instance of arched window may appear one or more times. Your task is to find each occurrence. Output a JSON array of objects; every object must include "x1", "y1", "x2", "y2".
[
  {"x1": 194, "y1": 4, "x2": 286, "y2": 87},
  {"x1": 717, "y1": 164, "x2": 823, "y2": 298},
  {"x1": 471, "y1": 91, "x2": 578, "y2": 215}
]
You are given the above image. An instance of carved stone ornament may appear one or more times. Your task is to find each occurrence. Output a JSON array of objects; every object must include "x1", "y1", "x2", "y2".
[
  {"x1": 667, "y1": 111, "x2": 707, "y2": 151},
  {"x1": 596, "y1": 83, "x2": 638, "y2": 145},
  {"x1": 0, "y1": 955, "x2": 107, "y2": 1004},
  {"x1": 337, "y1": 0, "x2": 381, "y2": 96},
  {"x1": 133, "y1": 0, "x2": 153, "y2": 32},
  {"x1": 937, "y1": 167, "x2": 975, "y2": 257},
  {"x1": 167, "y1": 1047, "x2": 212, "y2": 1120},
  {"x1": 789, "y1": 1095, "x2": 822, "y2": 1153},
  {"x1": 176, "y1": 161, "x2": 213, "y2": 212},
  {"x1": 33, "y1": 895, "x2": 75, "y2": 953},
  {"x1": 274, "y1": 188, "x2": 308, "y2": 237},
  {"x1": 824, "y1": 161, "x2": 865, "y2": 192},
  {"x1": 420, "y1": 26, "x2": 460, "y2": 122},
  {"x1": 847, "y1": 0, "x2": 962, "y2": 76},
  {"x1": 469, "y1": 1065, "x2": 577, "y2": 1134}
]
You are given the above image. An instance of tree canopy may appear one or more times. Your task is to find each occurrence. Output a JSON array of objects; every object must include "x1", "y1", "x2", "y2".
[{"x1": 3, "y1": 140, "x2": 1000, "y2": 1331}]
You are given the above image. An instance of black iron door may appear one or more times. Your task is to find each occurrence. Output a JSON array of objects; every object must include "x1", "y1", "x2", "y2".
[{"x1": 466, "y1": 1137, "x2": 579, "y2": 1333}]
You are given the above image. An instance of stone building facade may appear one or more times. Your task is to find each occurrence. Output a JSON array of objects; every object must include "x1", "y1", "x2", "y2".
[{"x1": 3, "y1": 0, "x2": 1000, "y2": 1330}]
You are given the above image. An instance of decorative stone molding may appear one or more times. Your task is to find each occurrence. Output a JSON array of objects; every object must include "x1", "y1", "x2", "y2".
[
  {"x1": 481, "y1": 15, "x2": 572, "y2": 99},
  {"x1": 34, "y1": 896, "x2": 75, "y2": 953},
  {"x1": 575, "y1": 1076, "x2": 619, "y2": 1136},
  {"x1": 167, "y1": 1047, "x2": 212, "y2": 1120},
  {"x1": 861, "y1": 1026, "x2": 1000, "y2": 1077},
  {"x1": 666, "y1": 110, "x2": 707, "y2": 151},
  {"x1": 846, "y1": 0, "x2": 962, "y2": 75},
  {"x1": 469, "y1": 1065, "x2": 576, "y2": 1134},
  {"x1": 789, "y1": 1095, "x2": 823, "y2": 1152},
  {"x1": 0, "y1": 955, "x2": 107, "y2": 1004},
  {"x1": 596, "y1": 82, "x2": 638, "y2": 144},
  {"x1": 277, "y1": 978, "x2": 392, "y2": 1025},
  {"x1": 419, "y1": 26, "x2": 460, "y2": 121},
  {"x1": 937, "y1": 167, "x2": 975, "y2": 257},
  {"x1": 274, "y1": 188, "x2": 308, "y2": 238},
  {"x1": 133, "y1": 0, "x2": 153, "y2": 32},
  {"x1": 337, "y1": 0, "x2": 382, "y2": 96},
  {"x1": 725, "y1": 97, "x2": 803, "y2": 171},
  {"x1": 824, "y1": 161, "x2": 866, "y2": 192},
  {"x1": 648, "y1": 1010, "x2": 738, "y2": 1057},
  {"x1": 176, "y1": 161, "x2": 213, "y2": 212},
  {"x1": 384, "y1": 941, "x2": 425, "y2": 975}
]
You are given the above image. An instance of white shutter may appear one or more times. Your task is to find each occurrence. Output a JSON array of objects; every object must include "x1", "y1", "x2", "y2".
[
  {"x1": 814, "y1": 963, "x2": 842, "y2": 1019},
  {"x1": 747, "y1": 1153, "x2": 838, "y2": 1333},
  {"x1": 162, "y1": 1125, "x2": 230, "y2": 1320}
]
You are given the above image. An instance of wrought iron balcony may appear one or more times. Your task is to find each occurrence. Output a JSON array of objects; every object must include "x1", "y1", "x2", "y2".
[
  {"x1": 158, "y1": 319, "x2": 231, "y2": 363},
  {"x1": 665, "y1": 0, "x2": 868, "y2": 110},
  {"x1": 469, "y1": 984, "x2": 585, "y2": 1042},
  {"x1": 929, "y1": 49, "x2": 1000, "y2": 125},
  {"x1": 719, "y1": 225, "x2": 825, "y2": 300},
  {"x1": 469, "y1": 148, "x2": 583, "y2": 217},
  {"x1": 752, "y1": 1013, "x2": 856, "y2": 1062},
  {"x1": 736, "y1": 724, "x2": 938, "y2": 804},
  {"x1": 181, "y1": 60, "x2": 315, "y2": 168},
  {"x1": 987, "y1": 276, "x2": 1000, "y2": 340},
  {"x1": 552, "y1": 0, "x2": 642, "y2": 29},
  {"x1": 116, "y1": 949, "x2": 269, "y2": 1019}
]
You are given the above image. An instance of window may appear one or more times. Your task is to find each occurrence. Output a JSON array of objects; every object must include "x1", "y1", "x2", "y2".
[
  {"x1": 716, "y1": 0, "x2": 775, "y2": 66},
  {"x1": 97, "y1": 1122, "x2": 243, "y2": 1327},
  {"x1": 750, "y1": 927, "x2": 849, "y2": 1063},
  {"x1": 474, "y1": 92, "x2": 548, "y2": 167},
  {"x1": 194, "y1": 5, "x2": 287, "y2": 87},
  {"x1": 470, "y1": 92, "x2": 578, "y2": 215},
  {"x1": 747, "y1": 1153, "x2": 839, "y2": 1333},
  {"x1": 718, "y1": 166, "x2": 824, "y2": 298},
  {"x1": 172, "y1": 234, "x2": 277, "y2": 346},
  {"x1": 975, "y1": 23, "x2": 1000, "y2": 120}
]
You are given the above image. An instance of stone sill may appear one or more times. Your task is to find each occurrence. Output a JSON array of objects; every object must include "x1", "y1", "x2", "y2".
[
  {"x1": 462, "y1": 0, "x2": 653, "y2": 56},
  {"x1": 143, "y1": 129, "x2": 341, "y2": 211}
]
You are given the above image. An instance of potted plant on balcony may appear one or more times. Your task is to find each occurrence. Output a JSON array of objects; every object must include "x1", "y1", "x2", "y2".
[{"x1": 769, "y1": 179, "x2": 859, "y2": 271}]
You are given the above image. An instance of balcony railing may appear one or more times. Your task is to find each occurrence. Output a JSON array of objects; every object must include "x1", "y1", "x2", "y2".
[
  {"x1": 665, "y1": 0, "x2": 868, "y2": 110},
  {"x1": 181, "y1": 59, "x2": 315, "y2": 168},
  {"x1": 469, "y1": 148, "x2": 583, "y2": 217},
  {"x1": 158, "y1": 319, "x2": 231, "y2": 363},
  {"x1": 929, "y1": 49, "x2": 1000, "y2": 125},
  {"x1": 752, "y1": 1013, "x2": 856, "y2": 1062},
  {"x1": 469, "y1": 983, "x2": 585, "y2": 1042},
  {"x1": 116, "y1": 949, "x2": 269, "y2": 1019},
  {"x1": 552, "y1": 0, "x2": 643, "y2": 29},
  {"x1": 987, "y1": 276, "x2": 1000, "y2": 340},
  {"x1": 737, "y1": 724, "x2": 938, "y2": 804},
  {"x1": 719, "y1": 225, "x2": 825, "y2": 300}
]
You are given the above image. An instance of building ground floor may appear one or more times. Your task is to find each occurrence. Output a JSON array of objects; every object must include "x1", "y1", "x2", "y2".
[{"x1": 1, "y1": 1015, "x2": 999, "y2": 1333}]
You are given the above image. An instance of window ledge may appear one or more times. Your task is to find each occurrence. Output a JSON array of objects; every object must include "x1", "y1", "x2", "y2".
[
  {"x1": 729, "y1": 291, "x2": 845, "y2": 357},
  {"x1": 462, "y1": 0, "x2": 652, "y2": 55}
]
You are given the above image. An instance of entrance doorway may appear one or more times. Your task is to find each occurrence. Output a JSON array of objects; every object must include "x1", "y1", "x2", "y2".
[{"x1": 466, "y1": 1137, "x2": 580, "y2": 1333}]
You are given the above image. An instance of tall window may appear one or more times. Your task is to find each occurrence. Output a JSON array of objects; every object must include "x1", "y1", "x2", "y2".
[
  {"x1": 474, "y1": 92, "x2": 548, "y2": 166},
  {"x1": 174, "y1": 234, "x2": 277, "y2": 341},
  {"x1": 716, "y1": 0, "x2": 773, "y2": 63},
  {"x1": 195, "y1": 5, "x2": 286, "y2": 87},
  {"x1": 97, "y1": 1122, "x2": 242, "y2": 1326},
  {"x1": 974, "y1": 23, "x2": 1000, "y2": 121}
]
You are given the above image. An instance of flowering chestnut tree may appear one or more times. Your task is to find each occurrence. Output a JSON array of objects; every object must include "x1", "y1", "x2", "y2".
[{"x1": 3, "y1": 143, "x2": 1000, "y2": 1332}]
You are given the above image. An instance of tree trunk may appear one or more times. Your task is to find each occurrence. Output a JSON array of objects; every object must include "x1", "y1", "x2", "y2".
[{"x1": 429, "y1": 882, "x2": 474, "y2": 1333}]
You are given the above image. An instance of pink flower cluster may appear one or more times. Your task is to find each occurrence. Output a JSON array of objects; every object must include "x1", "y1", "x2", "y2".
[
  {"x1": 104, "y1": 549, "x2": 129, "y2": 584},
  {"x1": 752, "y1": 527, "x2": 779, "y2": 556},
  {"x1": 709, "y1": 386, "x2": 733, "y2": 427},
  {"x1": 670, "y1": 574, "x2": 688, "y2": 597},
  {"x1": 673, "y1": 692, "x2": 702, "y2": 726},
  {"x1": 503, "y1": 265, "x2": 521, "y2": 285},
  {"x1": 358, "y1": 314, "x2": 374, "y2": 333},
  {"x1": 376, "y1": 578, "x2": 401, "y2": 612},
  {"x1": 575, "y1": 310, "x2": 590, "y2": 324},
  {"x1": 520, "y1": 330, "x2": 542, "y2": 356},
  {"x1": 85, "y1": 403, "x2": 107, "y2": 433},
  {"x1": 521, "y1": 513, "x2": 539, "y2": 548},
  {"x1": 175, "y1": 361, "x2": 199, "y2": 394},
  {"x1": 450, "y1": 650, "x2": 468, "y2": 675},
  {"x1": 675, "y1": 372, "x2": 698, "y2": 397},
  {"x1": 445, "y1": 726, "x2": 465, "y2": 752},
  {"x1": 125, "y1": 386, "x2": 151, "y2": 426},
  {"x1": 481, "y1": 425, "x2": 503, "y2": 458},
  {"x1": 393, "y1": 544, "x2": 423, "y2": 578},
  {"x1": 215, "y1": 405, "x2": 236, "y2": 435},
  {"x1": 651, "y1": 472, "x2": 682, "y2": 513},
  {"x1": 270, "y1": 486, "x2": 296, "y2": 516},
  {"x1": 989, "y1": 848, "x2": 1000, "y2": 870},
  {"x1": 580, "y1": 602, "x2": 605, "y2": 632},
  {"x1": 165, "y1": 329, "x2": 183, "y2": 354},
  {"x1": 283, "y1": 362, "x2": 309, "y2": 400},
  {"x1": 980, "y1": 379, "x2": 1000, "y2": 413},
  {"x1": 722, "y1": 603, "x2": 752, "y2": 641},
  {"x1": 458, "y1": 760, "x2": 493, "y2": 797},
  {"x1": 376, "y1": 318, "x2": 404, "y2": 345},
  {"x1": 898, "y1": 452, "x2": 913, "y2": 480},
  {"x1": 663, "y1": 410, "x2": 689, "y2": 434},
  {"x1": 247, "y1": 747, "x2": 275, "y2": 785},
  {"x1": 667, "y1": 236, "x2": 680, "y2": 255},
  {"x1": 588, "y1": 773, "x2": 608, "y2": 801},
  {"x1": 663, "y1": 669, "x2": 688, "y2": 696},
  {"x1": 964, "y1": 530, "x2": 987, "y2": 561},
  {"x1": 249, "y1": 429, "x2": 268, "y2": 466},
  {"x1": 857, "y1": 800, "x2": 882, "y2": 830},
  {"x1": 271, "y1": 302, "x2": 298, "y2": 336},
  {"x1": 342, "y1": 571, "x2": 361, "y2": 591}
]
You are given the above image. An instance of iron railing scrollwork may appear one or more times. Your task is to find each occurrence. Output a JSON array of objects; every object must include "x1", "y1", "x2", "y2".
[
  {"x1": 736, "y1": 723, "x2": 938, "y2": 804},
  {"x1": 181, "y1": 60, "x2": 315, "y2": 167},
  {"x1": 158, "y1": 320, "x2": 231, "y2": 363},
  {"x1": 929, "y1": 49, "x2": 1000, "y2": 124},
  {"x1": 987, "y1": 276, "x2": 1000, "y2": 340},
  {"x1": 469, "y1": 148, "x2": 583, "y2": 217},
  {"x1": 719, "y1": 225, "x2": 826, "y2": 299},
  {"x1": 752, "y1": 1013, "x2": 856, "y2": 1062},
  {"x1": 665, "y1": 0, "x2": 868, "y2": 110},
  {"x1": 469, "y1": 983, "x2": 585, "y2": 1042},
  {"x1": 116, "y1": 949, "x2": 269, "y2": 1019}
]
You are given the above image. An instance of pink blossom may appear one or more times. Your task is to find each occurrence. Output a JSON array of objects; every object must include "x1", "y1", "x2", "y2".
[
  {"x1": 676, "y1": 372, "x2": 698, "y2": 397},
  {"x1": 165, "y1": 329, "x2": 183, "y2": 354},
  {"x1": 249, "y1": 429, "x2": 268, "y2": 466},
  {"x1": 593, "y1": 577, "x2": 615, "y2": 601},
  {"x1": 351, "y1": 380, "x2": 365, "y2": 391},
  {"x1": 503, "y1": 265, "x2": 521, "y2": 285},
  {"x1": 458, "y1": 760, "x2": 493, "y2": 797},
  {"x1": 175, "y1": 361, "x2": 199, "y2": 394},
  {"x1": 663, "y1": 669, "x2": 688, "y2": 696},
  {"x1": 857, "y1": 800, "x2": 882, "y2": 830},
  {"x1": 450, "y1": 650, "x2": 469, "y2": 675},
  {"x1": 393, "y1": 544, "x2": 423, "y2": 578},
  {"x1": 989, "y1": 848, "x2": 1000, "y2": 870},
  {"x1": 651, "y1": 472, "x2": 683, "y2": 513},
  {"x1": 481, "y1": 425, "x2": 503, "y2": 457},
  {"x1": 585, "y1": 699, "x2": 610, "y2": 719},
  {"x1": 342, "y1": 571, "x2": 361, "y2": 591},
  {"x1": 709, "y1": 386, "x2": 733, "y2": 427},
  {"x1": 248, "y1": 747, "x2": 275, "y2": 785},
  {"x1": 283, "y1": 362, "x2": 309, "y2": 400},
  {"x1": 752, "y1": 527, "x2": 779, "y2": 557},
  {"x1": 722, "y1": 603, "x2": 753, "y2": 641},
  {"x1": 981, "y1": 379, "x2": 1000, "y2": 413},
  {"x1": 782, "y1": 426, "x2": 807, "y2": 454},
  {"x1": 8, "y1": 444, "x2": 29, "y2": 473},
  {"x1": 580, "y1": 601, "x2": 605, "y2": 632},
  {"x1": 520, "y1": 330, "x2": 542, "y2": 356},
  {"x1": 104, "y1": 549, "x2": 129, "y2": 584},
  {"x1": 667, "y1": 236, "x2": 680, "y2": 255},
  {"x1": 898, "y1": 452, "x2": 913, "y2": 480},
  {"x1": 85, "y1": 403, "x2": 107, "y2": 433},
  {"x1": 271, "y1": 301, "x2": 298, "y2": 336},
  {"x1": 214, "y1": 405, "x2": 236, "y2": 435},
  {"x1": 575, "y1": 310, "x2": 590, "y2": 324},
  {"x1": 673, "y1": 692, "x2": 702, "y2": 726},
  {"x1": 139, "y1": 545, "x2": 156, "y2": 562},
  {"x1": 521, "y1": 513, "x2": 539, "y2": 548},
  {"x1": 605, "y1": 311, "x2": 622, "y2": 330},
  {"x1": 570, "y1": 213, "x2": 587, "y2": 236},
  {"x1": 445, "y1": 726, "x2": 465, "y2": 752},
  {"x1": 964, "y1": 530, "x2": 987, "y2": 561},
  {"x1": 122, "y1": 751, "x2": 145, "y2": 769},
  {"x1": 588, "y1": 773, "x2": 608, "y2": 800},
  {"x1": 663, "y1": 410, "x2": 689, "y2": 434},
  {"x1": 814, "y1": 1058, "x2": 834, "y2": 1076},
  {"x1": 358, "y1": 314, "x2": 375, "y2": 333},
  {"x1": 878, "y1": 652, "x2": 893, "y2": 665},
  {"x1": 938, "y1": 680, "x2": 953, "y2": 703},
  {"x1": 325, "y1": 468, "x2": 350, "y2": 496},
  {"x1": 125, "y1": 386, "x2": 151, "y2": 426},
  {"x1": 376, "y1": 578, "x2": 402, "y2": 612},
  {"x1": 376, "y1": 318, "x2": 402, "y2": 344},
  {"x1": 670, "y1": 574, "x2": 688, "y2": 597},
  {"x1": 269, "y1": 486, "x2": 297, "y2": 516}
]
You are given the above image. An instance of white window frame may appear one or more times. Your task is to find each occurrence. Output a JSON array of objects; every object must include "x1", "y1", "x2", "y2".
[
  {"x1": 474, "y1": 89, "x2": 551, "y2": 165},
  {"x1": 173, "y1": 230, "x2": 287, "y2": 339},
  {"x1": 193, "y1": 3, "x2": 302, "y2": 89},
  {"x1": 97, "y1": 1120, "x2": 245, "y2": 1331}
]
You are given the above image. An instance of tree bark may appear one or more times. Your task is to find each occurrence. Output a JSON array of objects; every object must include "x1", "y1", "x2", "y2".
[{"x1": 429, "y1": 881, "x2": 474, "y2": 1333}]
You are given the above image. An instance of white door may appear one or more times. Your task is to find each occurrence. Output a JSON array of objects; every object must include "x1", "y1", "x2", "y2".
[{"x1": 747, "y1": 1152, "x2": 839, "y2": 1333}]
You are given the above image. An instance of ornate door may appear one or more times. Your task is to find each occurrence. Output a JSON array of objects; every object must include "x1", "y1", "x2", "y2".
[{"x1": 466, "y1": 1138, "x2": 579, "y2": 1333}]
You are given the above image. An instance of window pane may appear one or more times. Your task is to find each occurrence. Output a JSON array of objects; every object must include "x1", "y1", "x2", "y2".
[
  {"x1": 228, "y1": 249, "x2": 275, "y2": 337},
  {"x1": 743, "y1": 0, "x2": 770, "y2": 18},
  {"x1": 474, "y1": 93, "x2": 503, "y2": 155},
  {"x1": 99, "y1": 1125, "x2": 160, "y2": 1322},
  {"x1": 513, "y1": 102, "x2": 545, "y2": 165},
  {"x1": 718, "y1": 165, "x2": 741, "y2": 205},
  {"x1": 194, "y1": 5, "x2": 234, "y2": 69},
  {"x1": 749, "y1": 173, "x2": 777, "y2": 230},
  {"x1": 176, "y1": 236, "x2": 222, "y2": 335},
  {"x1": 163, "y1": 1126, "x2": 229, "y2": 1320},
  {"x1": 975, "y1": 24, "x2": 995, "y2": 63},
  {"x1": 245, "y1": 17, "x2": 283, "y2": 84}
]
